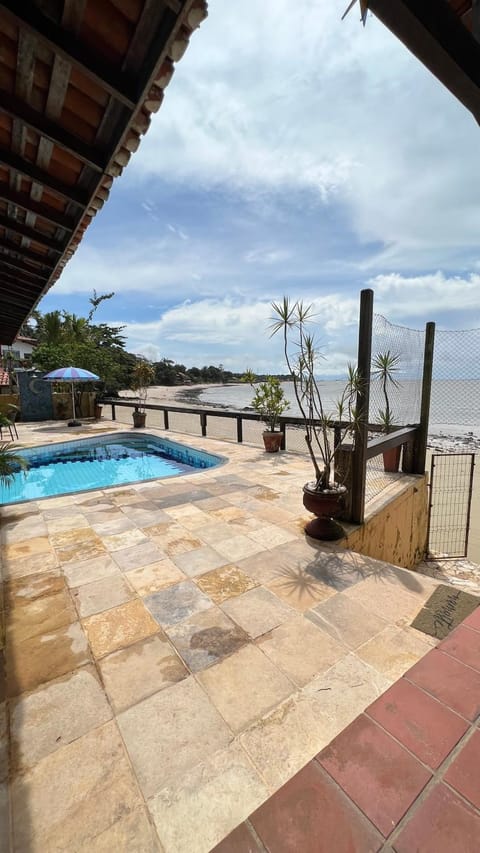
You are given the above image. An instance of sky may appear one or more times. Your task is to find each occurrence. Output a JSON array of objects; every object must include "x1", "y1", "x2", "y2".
[{"x1": 39, "y1": 0, "x2": 480, "y2": 375}]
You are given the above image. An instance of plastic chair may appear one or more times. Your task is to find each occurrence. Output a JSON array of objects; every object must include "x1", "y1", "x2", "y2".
[
  {"x1": 6, "y1": 405, "x2": 19, "y2": 439},
  {"x1": 0, "y1": 413, "x2": 15, "y2": 441}
]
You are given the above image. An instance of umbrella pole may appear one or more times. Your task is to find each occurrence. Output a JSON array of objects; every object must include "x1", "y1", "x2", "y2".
[{"x1": 71, "y1": 382, "x2": 76, "y2": 421}]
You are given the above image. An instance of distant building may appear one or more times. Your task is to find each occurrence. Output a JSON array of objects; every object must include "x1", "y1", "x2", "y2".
[{"x1": 1, "y1": 335, "x2": 37, "y2": 362}]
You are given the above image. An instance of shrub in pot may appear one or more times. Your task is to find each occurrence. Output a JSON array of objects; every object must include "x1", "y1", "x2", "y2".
[
  {"x1": 243, "y1": 371, "x2": 289, "y2": 452},
  {"x1": 372, "y1": 350, "x2": 401, "y2": 472},
  {"x1": 130, "y1": 361, "x2": 155, "y2": 428},
  {"x1": 271, "y1": 297, "x2": 362, "y2": 539}
]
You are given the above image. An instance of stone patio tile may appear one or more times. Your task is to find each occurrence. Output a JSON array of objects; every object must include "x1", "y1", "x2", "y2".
[
  {"x1": 303, "y1": 654, "x2": 391, "y2": 732},
  {"x1": 356, "y1": 625, "x2": 435, "y2": 681},
  {"x1": 82, "y1": 599, "x2": 159, "y2": 658},
  {"x1": 3, "y1": 571, "x2": 64, "y2": 610},
  {"x1": 100, "y1": 527, "x2": 149, "y2": 552},
  {"x1": 90, "y1": 516, "x2": 137, "y2": 536},
  {"x1": 0, "y1": 783, "x2": 8, "y2": 853},
  {"x1": 438, "y1": 624, "x2": 480, "y2": 672},
  {"x1": 394, "y1": 783, "x2": 480, "y2": 853},
  {"x1": 33, "y1": 494, "x2": 78, "y2": 509},
  {"x1": 141, "y1": 520, "x2": 175, "y2": 538},
  {"x1": 194, "y1": 496, "x2": 230, "y2": 511},
  {"x1": 107, "y1": 488, "x2": 140, "y2": 505},
  {"x1": 111, "y1": 540, "x2": 166, "y2": 572},
  {"x1": 9, "y1": 665, "x2": 112, "y2": 772},
  {"x1": 236, "y1": 550, "x2": 284, "y2": 585},
  {"x1": 165, "y1": 503, "x2": 210, "y2": 524},
  {"x1": 160, "y1": 527, "x2": 204, "y2": 557},
  {"x1": 45, "y1": 514, "x2": 90, "y2": 534},
  {"x1": 51, "y1": 528, "x2": 106, "y2": 564},
  {"x1": 3, "y1": 535, "x2": 52, "y2": 563},
  {"x1": 6, "y1": 622, "x2": 91, "y2": 697},
  {"x1": 210, "y1": 506, "x2": 249, "y2": 523},
  {"x1": 72, "y1": 573, "x2": 134, "y2": 618},
  {"x1": 83, "y1": 507, "x2": 119, "y2": 525},
  {"x1": 241, "y1": 694, "x2": 340, "y2": 793},
  {"x1": 267, "y1": 569, "x2": 336, "y2": 612},
  {"x1": 117, "y1": 676, "x2": 232, "y2": 797},
  {"x1": 257, "y1": 616, "x2": 345, "y2": 687},
  {"x1": 99, "y1": 633, "x2": 188, "y2": 713},
  {"x1": 1, "y1": 516, "x2": 47, "y2": 543},
  {"x1": 215, "y1": 535, "x2": 266, "y2": 562},
  {"x1": 198, "y1": 644, "x2": 294, "y2": 733},
  {"x1": 10, "y1": 720, "x2": 145, "y2": 852},
  {"x1": 125, "y1": 558, "x2": 185, "y2": 596},
  {"x1": 62, "y1": 553, "x2": 120, "y2": 587},
  {"x1": 172, "y1": 545, "x2": 228, "y2": 577},
  {"x1": 444, "y1": 729, "x2": 480, "y2": 810},
  {"x1": 249, "y1": 761, "x2": 383, "y2": 853},
  {"x1": 144, "y1": 580, "x2": 212, "y2": 627},
  {"x1": 149, "y1": 742, "x2": 268, "y2": 853},
  {"x1": 86, "y1": 808, "x2": 162, "y2": 852},
  {"x1": 247, "y1": 525, "x2": 298, "y2": 547},
  {"x1": 221, "y1": 587, "x2": 295, "y2": 638},
  {"x1": 195, "y1": 520, "x2": 235, "y2": 545},
  {"x1": 120, "y1": 507, "x2": 170, "y2": 529},
  {"x1": 195, "y1": 565, "x2": 257, "y2": 604},
  {"x1": 317, "y1": 713, "x2": 431, "y2": 837},
  {"x1": 405, "y1": 648, "x2": 480, "y2": 721},
  {"x1": 344, "y1": 575, "x2": 426, "y2": 626},
  {"x1": 2, "y1": 550, "x2": 59, "y2": 581},
  {"x1": 6, "y1": 587, "x2": 76, "y2": 644},
  {"x1": 253, "y1": 504, "x2": 297, "y2": 524},
  {"x1": 307, "y1": 592, "x2": 388, "y2": 649},
  {"x1": 166, "y1": 606, "x2": 248, "y2": 671}
]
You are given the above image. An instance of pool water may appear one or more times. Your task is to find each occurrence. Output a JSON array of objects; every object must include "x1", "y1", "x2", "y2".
[{"x1": 0, "y1": 433, "x2": 225, "y2": 505}]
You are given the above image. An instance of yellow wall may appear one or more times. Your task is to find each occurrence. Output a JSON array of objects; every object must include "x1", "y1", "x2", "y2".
[
  {"x1": 0, "y1": 394, "x2": 20, "y2": 414},
  {"x1": 342, "y1": 475, "x2": 429, "y2": 569}
]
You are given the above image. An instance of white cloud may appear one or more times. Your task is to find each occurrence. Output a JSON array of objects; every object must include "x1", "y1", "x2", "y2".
[{"x1": 372, "y1": 272, "x2": 480, "y2": 322}]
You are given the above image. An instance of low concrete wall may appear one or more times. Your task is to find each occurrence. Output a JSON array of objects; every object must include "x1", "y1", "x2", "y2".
[{"x1": 342, "y1": 474, "x2": 429, "y2": 569}]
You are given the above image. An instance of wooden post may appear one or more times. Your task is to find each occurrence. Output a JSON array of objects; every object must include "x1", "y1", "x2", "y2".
[
  {"x1": 111, "y1": 402, "x2": 116, "y2": 420},
  {"x1": 279, "y1": 417, "x2": 286, "y2": 450},
  {"x1": 351, "y1": 288, "x2": 374, "y2": 524},
  {"x1": 413, "y1": 321, "x2": 435, "y2": 475},
  {"x1": 335, "y1": 443, "x2": 354, "y2": 519},
  {"x1": 236, "y1": 416, "x2": 243, "y2": 443},
  {"x1": 163, "y1": 409, "x2": 169, "y2": 430},
  {"x1": 200, "y1": 412, "x2": 207, "y2": 437}
]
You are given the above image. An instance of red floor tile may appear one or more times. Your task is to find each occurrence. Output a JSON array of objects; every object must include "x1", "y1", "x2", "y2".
[
  {"x1": 211, "y1": 822, "x2": 263, "y2": 852},
  {"x1": 461, "y1": 607, "x2": 480, "y2": 632},
  {"x1": 316, "y1": 714, "x2": 431, "y2": 837},
  {"x1": 250, "y1": 760, "x2": 383, "y2": 853},
  {"x1": 444, "y1": 729, "x2": 480, "y2": 810},
  {"x1": 438, "y1": 624, "x2": 480, "y2": 673},
  {"x1": 393, "y1": 783, "x2": 480, "y2": 853},
  {"x1": 405, "y1": 648, "x2": 480, "y2": 721},
  {"x1": 366, "y1": 678, "x2": 468, "y2": 769}
]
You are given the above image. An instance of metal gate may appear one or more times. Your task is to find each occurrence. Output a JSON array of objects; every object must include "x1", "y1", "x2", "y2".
[{"x1": 427, "y1": 453, "x2": 475, "y2": 558}]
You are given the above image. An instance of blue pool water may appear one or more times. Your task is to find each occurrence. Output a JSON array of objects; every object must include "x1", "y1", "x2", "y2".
[{"x1": 0, "y1": 433, "x2": 225, "y2": 505}]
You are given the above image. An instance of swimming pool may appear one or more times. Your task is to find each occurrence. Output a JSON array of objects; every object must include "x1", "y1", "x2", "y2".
[{"x1": 0, "y1": 433, "x2": 226, "y2": 505}]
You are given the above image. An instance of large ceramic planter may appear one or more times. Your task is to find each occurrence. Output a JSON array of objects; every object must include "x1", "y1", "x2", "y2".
[
  {"x1": 383, "y1": 445, "x2": 401, "y2": 473},
  {"x1": 262, "y1": 431, "x2": 283, "y2": 453},
  {"x1": 132, "y1": 410, "x2": 146, "y2": 428},
  {"x1": 302, "y1": 483, "x2": 347, "y2": 541}
]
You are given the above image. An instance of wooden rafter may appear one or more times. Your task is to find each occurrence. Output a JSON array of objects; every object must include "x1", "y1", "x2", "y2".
[
  {"x1": 0, "y1": 148, "x2": 89, "y2": 207},
  {"x1": 0, "y1": 241, "x2": 50, "y2": 268},
  {"x1": 0, "y1": 214, "x2": 64, "y2": 252},
  {"x1": 0, "y1": 2, "x2": 137, "y2": 109},
  {"x1": 0, "y1": 185, "x2": 74, "y2": 231},
  {"x1": 0, "y1": 256, "x2": 49, "y2": 282}
]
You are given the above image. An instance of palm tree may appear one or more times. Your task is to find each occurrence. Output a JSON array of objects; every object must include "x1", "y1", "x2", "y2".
[{"x1": 0, "y1": 442, "x2": 28, "y2": 490}]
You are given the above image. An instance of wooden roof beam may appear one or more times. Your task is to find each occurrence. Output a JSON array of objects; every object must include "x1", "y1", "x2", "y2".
[
  {"x1": 0, "y1": 213, "x2": 64, "y2": 252},
  {"x1": 0, "y1": 148, "x2": 90, "y2": 207},
  {"x1": 0, "y1": 240, "x2": 51, "y2": 268},
  {"x1": 0, "y1": 256, "x2": 49, "y2": 282},
  {"x1": 0, "y1": 2, "x2": 137, "y2": 110},
  {"x1": 0, "y1": 91, "x2": 105, "y2": 171},
  {"x1": 0, "y1": 185, "x2": 75, "y2": 231},
  {"x1": 368, "y1": 0, "x2": 480, "y2": 122}
]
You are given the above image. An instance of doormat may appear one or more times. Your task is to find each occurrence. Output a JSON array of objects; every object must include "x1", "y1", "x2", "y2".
[{"x1": 411, "y1": 584, "x2": 480, "y2": 640}]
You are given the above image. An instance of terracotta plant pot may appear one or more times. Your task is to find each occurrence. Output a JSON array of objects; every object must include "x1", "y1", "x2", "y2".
[
  {"x1": 262, "y1": 431, "x2": 283, "y2": 453},
  {"x1": 132, "y1": 410, "x2": 146, "y2": 428},
  {"x1": 383, "y1": 445, "x2": 401, "y2": 473},
  {"x1": 302, "y1": 483, "x2": 347, "y2": 541}
]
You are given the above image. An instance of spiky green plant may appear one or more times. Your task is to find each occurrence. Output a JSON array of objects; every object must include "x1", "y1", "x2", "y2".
[
  {"x1": 0, "y1": 442, "x2": 28, "y2": 490},
  {"x1": 372, "y1": 350, "x2": 401, "y2": 434},
  {"x1": 270, "y1": 297, "x2": 362, "y2": 491}
]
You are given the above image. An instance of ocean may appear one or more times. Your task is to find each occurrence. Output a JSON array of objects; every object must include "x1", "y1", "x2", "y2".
[{"x1": 197, "y1": 379, "x2": 480, "y2": 452}]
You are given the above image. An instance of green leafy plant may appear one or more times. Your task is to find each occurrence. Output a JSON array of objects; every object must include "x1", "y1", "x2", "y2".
[
  {"x1": 372, "y1": 350, "x2": 401, "y2": 434},
  {"x1": 0, "y1": 442, "x2": 28, "y2": 489},
  {"x1": 243, "y1": 371, "x2": 289, "y2": 432},
  {"x1": 131, "y1": 361, "x2": 155, "y2": 412},
  {"x1": 270, "y1": 297, "x2": 362, "y2": 491}
]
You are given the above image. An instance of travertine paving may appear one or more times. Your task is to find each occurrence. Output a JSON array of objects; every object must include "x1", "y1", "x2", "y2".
[{"x1": 0, "y1": 420, "x2": 442, "y2": 852}]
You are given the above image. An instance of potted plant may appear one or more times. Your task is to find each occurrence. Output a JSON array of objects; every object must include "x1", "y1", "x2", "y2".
[
  {"x1": 94, "y1": 393, "x2": 104, "y2": 420},
  {"x1": 130, "y1": 360, "x2": 155, "y2": 428},
  {"x1": 372, "y1": 350, "x2": 401, "y2": 472},
  {"x1": 271, "y1": 297, "x2": 362, "y2": 540},
  {"x1": 0, "y1": 441, "x2": 28, "y2": 494},
  {"x1": 243, "y1": 371, "x2": 289, "y2": 452}
]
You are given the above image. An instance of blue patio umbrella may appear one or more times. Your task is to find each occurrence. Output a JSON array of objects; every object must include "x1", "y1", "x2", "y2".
[{"x1": 43, "y1": 366, "x2": 100, "y2": 426}]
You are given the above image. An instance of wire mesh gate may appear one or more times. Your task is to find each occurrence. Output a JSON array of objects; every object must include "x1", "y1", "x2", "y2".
[{"x1": 427, "y1": 453, "x2": 475, "y2": 558}]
